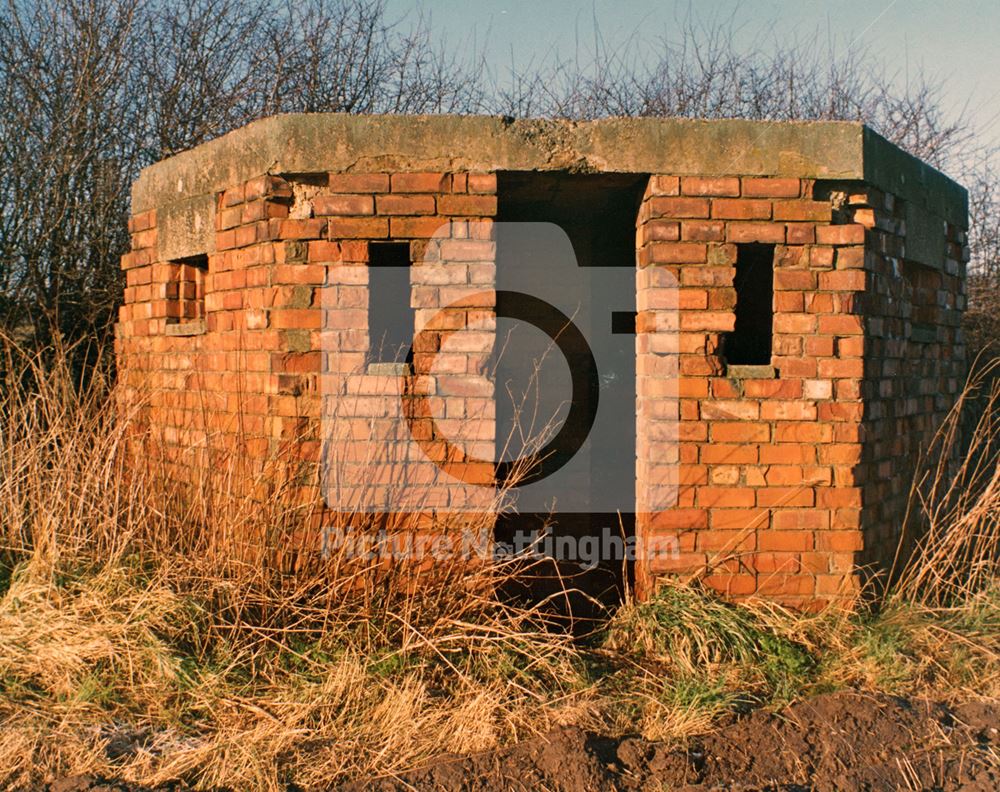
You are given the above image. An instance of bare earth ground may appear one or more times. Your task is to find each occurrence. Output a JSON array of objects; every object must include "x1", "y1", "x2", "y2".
[{"x1": 42, "y1": 691, "x2": 1000, "y2": 792}]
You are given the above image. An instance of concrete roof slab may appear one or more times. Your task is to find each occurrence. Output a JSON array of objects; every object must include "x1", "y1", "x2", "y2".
[{"x1": 132, "y1": 113, "x2": 967, "y2": 231}]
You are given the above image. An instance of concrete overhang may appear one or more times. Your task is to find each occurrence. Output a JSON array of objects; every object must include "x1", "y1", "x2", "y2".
[{"x1": 132, "y1": 113, "x2": 969, "y2": 262}]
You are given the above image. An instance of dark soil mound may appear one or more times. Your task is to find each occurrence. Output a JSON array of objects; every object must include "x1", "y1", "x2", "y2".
[
  {"x1": 341, "y1": 691, "x2": 1000, "y2": 791},
  {"x1": 37, "y1": 692, "x2": 1000, "y2": 791}
]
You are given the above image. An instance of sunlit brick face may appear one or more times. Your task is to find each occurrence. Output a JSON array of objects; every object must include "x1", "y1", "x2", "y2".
[{"x1": 118, "y1": 117, "x2": 968, "y2": 609}]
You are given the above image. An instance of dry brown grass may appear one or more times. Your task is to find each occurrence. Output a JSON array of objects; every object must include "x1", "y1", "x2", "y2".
[
  {"x1": 1, "y1": 340, "x2": 999, "y2": 788},
  {"x1": 891, "y1": 359, "x2": 1000, "y2": 605},
  {"x1": 0, "y1": 341, "x2": 591, "y2": 789}
]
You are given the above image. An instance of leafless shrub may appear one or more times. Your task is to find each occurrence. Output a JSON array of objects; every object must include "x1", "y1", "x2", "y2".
[
  {"x1": 963, "y1": 147, "x2": 1000, "y2": 363},
  {"x1": 0, "y1": 0, "x2": 483, "y2": 369},
  {"x1": 495, "y1": 10, "x2": 972, "y2": 164},
  {"x1": 0, "y1": 0, "x2": 140, "y2": 362}
]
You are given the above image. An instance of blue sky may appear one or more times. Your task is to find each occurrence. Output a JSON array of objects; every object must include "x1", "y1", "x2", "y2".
[{"x1": 386, "y1": 0, "x2": 1000, "y2": 149}]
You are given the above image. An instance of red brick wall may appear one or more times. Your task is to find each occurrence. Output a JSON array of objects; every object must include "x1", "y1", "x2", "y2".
[
  {"x1": 117, "y1": 170, "x2": 499, "y2": 543},
  {"x1": 634, "y1": 175, "x2": 867, "y2": 606},
  {"x1": 316, "y1": 171, "x2": 498, "y2": 520},
  {"x1": 118, "y1": 175, "x2": 315, "y2": 491},
  {"x1": 118, "y1": 165, "x2": 967, "y2": 607},
  {"x1": 843, "y1": 184, "x2": 967, "y2": 579}
]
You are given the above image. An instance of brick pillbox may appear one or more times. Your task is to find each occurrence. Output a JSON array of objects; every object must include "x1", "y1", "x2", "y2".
[{"x1": 118, "y1": 115, "x2": 968, "y2": 608}]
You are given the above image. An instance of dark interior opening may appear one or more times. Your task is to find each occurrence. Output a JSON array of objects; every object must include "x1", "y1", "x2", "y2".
[
  {"x1": 493, "y1": 171, "x2": 647, "y2": 629},
  {"x1": 725, "y1": 243, "x2": 775, "y2": 366},
  {"x1": 368, "y1": 241, "x2": 414, "y2": 365},
  {"x1": 176, "y1": 253, "x2": 208, "y2": 269}
]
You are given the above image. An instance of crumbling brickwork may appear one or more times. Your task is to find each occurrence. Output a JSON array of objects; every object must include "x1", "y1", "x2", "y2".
[
  {"x1": 118, "y1": 115, "x2": 968, "y2": 607},
  {"x1": 848, "y1": 184, "x2": 968, "y2": 577}
]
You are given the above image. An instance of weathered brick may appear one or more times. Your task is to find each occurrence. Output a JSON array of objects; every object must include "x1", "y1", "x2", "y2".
[
  {"x1": 467, "y1": 173, "x2": 497, "y2": 194},
  {"x1": 327, "y1": 173, "x2": 390, "y2": 193},
  {"x1": 391, "y1": 172, "x2": 451, "y2": 192},
  {"x1": 313, "y1": 194, "x2": 374, "y2": 215},
  {"x1": 772, "y1": 201, "x2": 831, "y2": 222},
  {"x1": 437, "y1": 194, "x2": 498, "y2": 216},
  {"x1": 328, "y1": 217, "x2": 389, "y2": 238},
  {"x1": 389, "y1": 216, "x2": 451, "y2": 237},
  {"x1": 376, "y1": 194, "x2": 436, "y2": 215},
  {"x1": 727, "y1": 222, "x2": 786, "y2": 243},
  {"x1": 648, "y1": 242, "x2": 708, "y2": 264},
  {"x1": 681, "y1": 176, "x2": 740, "y2": 196},
  {"x1": 681, "y1": 220, "x2": 726, "y2": 241},
  {"x1": 741, "y1": 177, "x2": 801, "y2": 198},
  {"x1": 648, "y1": 196, "x2": 711, "y2": 218},
  {"x1": 711, "y1": 199, "x2": 771, "y2": 220},
  {"x1": 816, "y1": 224, "x2": 865, "y2": 245}
]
